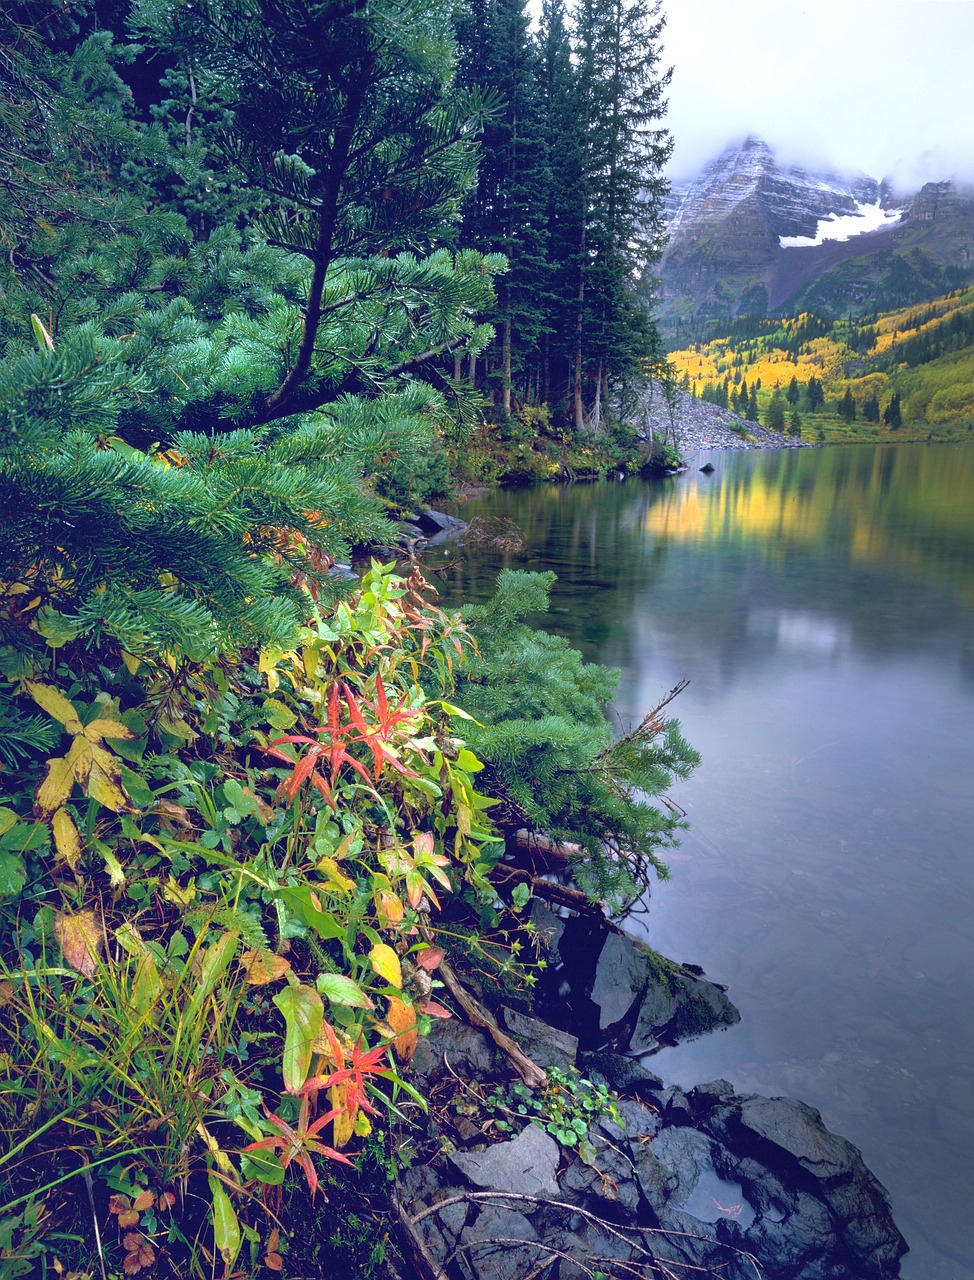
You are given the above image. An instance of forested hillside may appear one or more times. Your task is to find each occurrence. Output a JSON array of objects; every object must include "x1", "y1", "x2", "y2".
[
  {"x1": 668, "y1": 287, "x2": 974, "y2": 443},
  {"x1": 0, "y1": 2, "x2": 689, "y2": 1276}
]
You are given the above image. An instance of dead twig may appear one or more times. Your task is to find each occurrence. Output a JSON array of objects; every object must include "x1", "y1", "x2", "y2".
[{"x1": 437, "y1": 959, "x2": 548, "y2": 1090}]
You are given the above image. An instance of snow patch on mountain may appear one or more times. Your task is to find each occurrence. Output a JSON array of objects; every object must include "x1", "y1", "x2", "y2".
[{"x1": 779, "y1": 202, "x2": 904, "y2": 248}]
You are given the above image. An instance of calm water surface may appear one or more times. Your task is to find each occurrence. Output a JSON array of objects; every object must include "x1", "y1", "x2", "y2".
[{"x1": 432, "y1": 443, "x2": 974, "y2": 1280}]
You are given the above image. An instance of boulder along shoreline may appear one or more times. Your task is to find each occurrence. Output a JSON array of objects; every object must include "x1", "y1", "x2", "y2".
[{"x1": 386, "y1": 904, "x2": 907, "y2": 1280}]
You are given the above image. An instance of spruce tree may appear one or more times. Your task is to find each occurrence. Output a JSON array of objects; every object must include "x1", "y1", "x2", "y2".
[{"x1": 0, "y1": 0, "x2": 503, "y2": 666}]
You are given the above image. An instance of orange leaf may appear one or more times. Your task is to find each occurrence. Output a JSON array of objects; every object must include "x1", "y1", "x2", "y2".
[
  {"x1": 266, "y1": 1253, "x2": 284, "y2": 1272},
  {"x1": 117, "y1": 1210, "x2": 140, "y2": 1228},
  {"x1": 375, "y1": 890, "x2": 404, "y2": 929},
  {"x1": 385, "y1": 996, "x2": 418, "y2": 1063},
  {"x1": 107, "y1": 1195, "x2": 131, "y2": 1217},
  {"x1": 158, "y1": 1190, "x2": 176, "y2": 1211},
  {"x1": 240, "y1": 950, "x2": 292, "y2": 985},
  {"x1": 132, "y1": 1190, "x2": 155, "y2": 1212},
  {"x1": 54, "y1": 910, "x2": 101, "y2": 977}
]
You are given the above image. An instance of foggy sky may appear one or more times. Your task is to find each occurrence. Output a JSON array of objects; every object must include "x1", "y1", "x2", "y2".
[{"x1": 660, "y1": 0, "x2": 974, "y2": 189}]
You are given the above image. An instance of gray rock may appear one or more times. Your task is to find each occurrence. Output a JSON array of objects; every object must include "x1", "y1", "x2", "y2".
[
  {"x1": 500, "y1": 1005, "x2": 578, "y2": 1071},
  {"x1": 457, "y1": 1204, "x2": 540, "y2": 1280},
  {"x1": 449, "y1": 1123, "x2": 560, "y2": 1199}
]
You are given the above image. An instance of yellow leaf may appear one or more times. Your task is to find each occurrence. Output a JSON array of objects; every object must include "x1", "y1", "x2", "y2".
[
  {"x1": 162, "y1": 876, "x2": 196, "y2": 906},
  {"x1": 67, "y1": 735, "x2": 93, "y2": 786},
  {"x1": 239, "y1": 950, "x2": 292, "y2": 985},
  {"x1": 369, "y1": 943, "x2": 402, "y2": 989},
  {"x1": 87, "y1": 756, "x2": 131, "y2": 813},
  {"x1": 316, "y1": 857, "x2": 357, "y2": 894},
  {"x1": 385, "y1": 996, "x2": 418, "y2": 1063},
  {"x1": 52, "y1": 807, "x2": 82, "y2": 869},
  {"x1": 54, "y1": 910, "x2": 102, "y2": 977},
  {"x1": 121, "y1": 652, "x2": 141, "y2": 675},
  {"x1": 34, "y1": 754, "x2": 76, "y2": 819},
  {"x1": 25, "y1": 681, "x2": 78, "y2": 726},
  {"x1": 375, "y1": 890, "x2": 404, "y2": 929},
  {"x1": 330, "y1": 1082, "x2": 354, "y2": 1148},
  {"x1": 84, "y1": 718, "x2": 137, "y2": 742}
]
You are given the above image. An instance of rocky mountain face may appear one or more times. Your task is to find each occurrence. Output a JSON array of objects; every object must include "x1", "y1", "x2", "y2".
[{"x1": 659, "y1": 136, "x2": 974, "y2": 340}]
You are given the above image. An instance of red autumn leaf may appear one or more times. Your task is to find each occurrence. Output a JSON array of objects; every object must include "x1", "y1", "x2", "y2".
[
  {"x1": 415, "y1": 945, "x2": 445, "y2": 971},
  {"x1": 419, "y1": 1000, "x2": 452, "y2": 1019},
  {"x1": 107, "y1": 1194, "x2": 131, "y2": 1216},
  {"x1": 157, "y1": 1190, "x2": 176, "y2": 1211},
  {"x1": 132, "y1": 1190, "x2": 155, "y2": 1211},
  {"x1": 265, "y1": 1253, "x2": 284, "y2": 1272}
]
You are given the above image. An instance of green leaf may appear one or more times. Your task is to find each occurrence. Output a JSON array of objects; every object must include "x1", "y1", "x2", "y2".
[
  {"x1": 274, "y1": 885, "x2": 344, "y2": 940},
  {"x1": 189, "y1": 930, "x2": 239, "y2": 1020},
  {"x1": 0, "y1": 851, "x2": 27, "y2": 901},
  {"x1": 510, "y1": 882, "x2": 531, "y2": 911},
  {"x1": 207, "y1": 1174, "x2": 241, "y2": 1271},
  {"x1": 240, "y1": 1150, "x2": 286, "y2": 1185},
  {"x1": 273, "y1": 982, "x2": 323, "y2": 1093},
  {"x1": 455, "y1": 748, "x2": 484, "y2": 773},
  {"x1": 316, "y1": 973, "x2": 375, "y2": 1009}
]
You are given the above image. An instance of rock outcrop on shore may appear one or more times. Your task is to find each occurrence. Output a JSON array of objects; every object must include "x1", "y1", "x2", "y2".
[
  {"x1": 644, "y1": 385, "x2": 810, "y2": 454},
  {"x1": 393, "y1": 909, "x2": 907, "y2": 1280}
]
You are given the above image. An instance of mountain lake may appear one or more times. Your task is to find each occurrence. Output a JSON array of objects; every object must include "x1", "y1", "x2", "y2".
[{"x1": 429, "y1": 440, "x2": 974, "y2": 1280}]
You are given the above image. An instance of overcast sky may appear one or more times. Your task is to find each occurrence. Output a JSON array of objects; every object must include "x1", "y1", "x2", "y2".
[{"x1": 660, "y1": 0, "x2": 974, "y2": 188}]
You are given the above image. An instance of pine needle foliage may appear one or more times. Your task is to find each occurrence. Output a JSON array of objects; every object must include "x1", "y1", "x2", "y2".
[{"x1": 457, "y1": 571, "x2": 699, "y2": 909}]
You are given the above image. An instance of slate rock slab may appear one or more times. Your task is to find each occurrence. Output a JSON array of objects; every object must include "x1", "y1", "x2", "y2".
[{"x1": 448, "y1": 1123, "x2": 560, "y2": 1199}]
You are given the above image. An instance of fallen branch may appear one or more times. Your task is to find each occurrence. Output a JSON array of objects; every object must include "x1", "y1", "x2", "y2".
[
  {"x1": 390, "y1": 1191, "x2": 450, "y2": 1280},
  {"x1": 437, "y1": 959, "x2": 548, "y2": 1090},
  {"x1": 405, "y1": 1190, "x2": 764, "y2": 1280}
]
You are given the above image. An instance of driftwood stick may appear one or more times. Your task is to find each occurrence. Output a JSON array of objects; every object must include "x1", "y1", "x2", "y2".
[
  {"x1": 437, "y1": 958, "x2": 548, "y2": 1090},
  {"x1": 390, "y1": 1191, "x2": 451, "y2": 1280},
  {"x1": 491, "y1": 864, "x2": 603, "y2": 916}
]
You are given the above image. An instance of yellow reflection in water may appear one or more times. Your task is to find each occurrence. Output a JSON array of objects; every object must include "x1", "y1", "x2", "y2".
[{"x1": 642, "y1": 446, "x2": 974, "y2": 603}]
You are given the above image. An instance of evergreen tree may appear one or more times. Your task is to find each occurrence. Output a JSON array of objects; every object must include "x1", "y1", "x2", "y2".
[
  {"x1": 788, "y1": 407, "x2": 802, "y2": 437},
  {"x1": 765, "y1": 389, "x2": 786, "y2": 432},
  {"x1": 786, "y1": 375, "x2": 801, "y2": 405},
  {"x1": 862, "y1": 394, "x2": 881, "y2": 423},
  {"x1": 838, "y1": 387, "x2": 856, "y2": 422},
  {"x1": 883, "y1": 391, "x2": 902, "y2": 429},
  {"x1": 1, "y1": 0, "x2": 503, "y2": 665},
  {"x1": 806, "y1": 375, "x2": 824, "y2": 411},
  {"x1": 455, "y1": 0, "x2": 550, "y2": 413}
]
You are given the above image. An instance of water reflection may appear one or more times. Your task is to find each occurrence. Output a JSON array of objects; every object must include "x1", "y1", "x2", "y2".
[{"x1": 434, "y1": 442, "x2": 974, "y2": 1280}]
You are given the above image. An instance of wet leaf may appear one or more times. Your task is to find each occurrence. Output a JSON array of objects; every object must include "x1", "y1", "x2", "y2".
[
  {"x1": 415, "y1": 945, "x2": 445, "y2": 971},
  {"x1": 369, "y1": 942, "x2": 402, "y2": 989},
  {"x1": 316, "y1": 972, "x2": 374, "y2": 1009},
  {"x1": 240, "y1": 1149, "x2": 285, "y2": 1185},
  {"x1": 84, "y1": 718, "x2": 136, "y2": 742},
  {"x1": 52, "y1": 807, "x2": 81, "y2": 869},
  {"x1": 385, "y1": 996, "x2": 418, "y2": 1063},
  {"x1": 208, "y1": 1175, "x2": 241, "y2": 1272},
  {"x1": 54, "y1": 910, "x2": 101, "y2": 977},
  {"x1": 25, "y1": 681, "x2": 77, "y2": 725},
  {"x1": 34, "y1": 754, "x2": 75, "y2": 819}
]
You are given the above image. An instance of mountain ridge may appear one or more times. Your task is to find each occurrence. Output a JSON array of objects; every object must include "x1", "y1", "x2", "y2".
[{"x1": 658, "y1": 137, "x2": 974, "y2": 342}]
